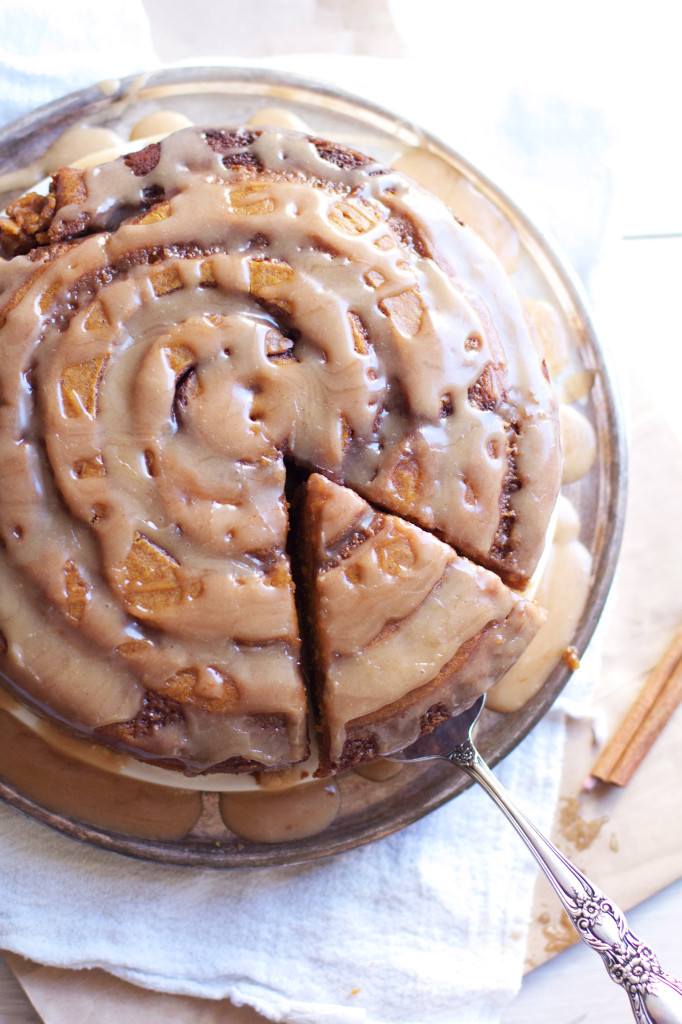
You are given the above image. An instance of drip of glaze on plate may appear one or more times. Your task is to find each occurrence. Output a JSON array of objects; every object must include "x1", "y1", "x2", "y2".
[
  {"x1": 0, "y1": 100, "x2": 594, "y2": 846},
  {"x1": 219, "y1": 778, "x2": 341, "y2": 843}
]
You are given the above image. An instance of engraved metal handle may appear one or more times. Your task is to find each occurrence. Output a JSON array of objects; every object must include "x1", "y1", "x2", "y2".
[{"x1": 450, "y1": 741, "x2": 682, "y2": 1023}]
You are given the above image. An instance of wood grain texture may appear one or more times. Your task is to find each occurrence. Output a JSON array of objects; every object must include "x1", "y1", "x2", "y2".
[{"x1": 0, "y1": 955, "x2": 42, "y2": 1024}]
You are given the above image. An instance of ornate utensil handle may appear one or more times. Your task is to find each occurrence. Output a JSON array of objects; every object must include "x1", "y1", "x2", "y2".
[{"x1": 450, "y1": 742, "x2": 682, "y2": 1023}]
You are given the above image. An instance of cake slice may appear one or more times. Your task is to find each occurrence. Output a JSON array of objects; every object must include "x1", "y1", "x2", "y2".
[{"x1": 301, "y1": 474, "x2": 545, "y2": 776}]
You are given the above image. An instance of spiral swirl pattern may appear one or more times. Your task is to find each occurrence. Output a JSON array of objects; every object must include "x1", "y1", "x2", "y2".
[{"x1": 0, "y1": 127, "x2": 560, "y2": 773}]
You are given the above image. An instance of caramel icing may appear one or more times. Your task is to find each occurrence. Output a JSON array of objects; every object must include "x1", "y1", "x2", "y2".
[
  {"x1": 354, "y1": 758, "x2": 403, "y2": 782},
  {"x1": 526, "y1": 299, "x2": 570, "y2": 379},
  {"x1": 0, "y1": 710, "x2": 202, "y2": 840},
  {"x1": 486, "y1": 496, "x2": 592, "y2": 713},
  {"x1": 0, "y1": 126, "x2": 125, "y2": 195},
  {"x1": 303, "y1": 474, "x2": 545, "y2": 774},
  {"x1": 392, "y1": 148, "x2": 520, "y2": 273},
  {"x1": 129, "y1": 112, "x2": 194, "y2": 141},
  {"x1": 0, "y1": 125, "x2": 560, "y2": 777},
  {"x1": 559, "y1": 404, "x2": 597, "y2": 484},
  {"x1": 219, "y1": 777, "x2": 340, "y2": 843},
  {"x1": 1, "y1": 693, "x2": 319, "y2": 792}
]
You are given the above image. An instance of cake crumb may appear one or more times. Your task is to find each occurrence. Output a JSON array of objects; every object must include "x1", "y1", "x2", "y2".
[
  {"x1": 542, "y1": 911, "x2": 576, "y2": 954},
  {"x1": 562, "y1": 645, "x2": 580, "y2": 671},
  {"x1": 558, "y1": 797, "x2": 607, "y2": 851}
]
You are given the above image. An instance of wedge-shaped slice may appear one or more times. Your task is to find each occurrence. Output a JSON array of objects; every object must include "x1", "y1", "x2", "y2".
[{"x1": 302, "y1": 474, "x2": 545, "y2": 776}]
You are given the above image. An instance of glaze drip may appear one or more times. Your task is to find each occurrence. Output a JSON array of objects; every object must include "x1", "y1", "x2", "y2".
[{"x1": 0, "y1": 126, "x2": 560, "y2": 775}]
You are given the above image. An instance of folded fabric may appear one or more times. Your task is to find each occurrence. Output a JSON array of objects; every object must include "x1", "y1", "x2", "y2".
[
  {"x1": 0, "y1": 706, "x2": 570, "y2": 1024},
  {"x1": 0, "y1": 0, "x2": 156, "y2": 129}
]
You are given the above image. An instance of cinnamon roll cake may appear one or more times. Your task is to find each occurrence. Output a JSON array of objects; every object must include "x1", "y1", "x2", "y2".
[
  {"x1": 0, "y1": 126, "x2": 560, "y2": 776},
  {"x1": 301, "y1": 474, "x2": 544, "y2": 775}
]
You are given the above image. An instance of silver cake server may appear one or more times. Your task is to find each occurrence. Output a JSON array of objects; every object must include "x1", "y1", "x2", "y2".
[{"x1": 387, "y1": 695, "x2": 682, "y2": 1024}]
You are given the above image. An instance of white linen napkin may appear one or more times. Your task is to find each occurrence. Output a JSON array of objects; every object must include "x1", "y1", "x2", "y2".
[
  {"x1": 0, "y1": 6, "x2": 617, "y2": 1022},
  {"x1": 0, "y1": 705, "x2": 575, "y2": 1024},
  {"x1": 0, "y1": 0, "x2": 156, "y2": 128}
]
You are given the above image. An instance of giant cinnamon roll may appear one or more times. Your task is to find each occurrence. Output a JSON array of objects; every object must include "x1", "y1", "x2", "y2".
[{"x1": 0, "y1": 126, "x2": 560, "y2": 775}]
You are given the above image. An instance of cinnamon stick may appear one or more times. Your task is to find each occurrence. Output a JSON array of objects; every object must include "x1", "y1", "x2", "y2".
[{"x1": 591, "y1": 629, "x2": 682, "y2": 786}]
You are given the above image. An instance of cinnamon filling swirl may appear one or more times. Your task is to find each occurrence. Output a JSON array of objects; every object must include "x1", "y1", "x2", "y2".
[{"x1": 0, "y1": 126, "x2": 560, "y2": 775}]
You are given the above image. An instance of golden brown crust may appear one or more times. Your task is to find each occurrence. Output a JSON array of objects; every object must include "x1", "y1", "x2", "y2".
[{"x1": 0, "y1": 167, "x2": 89, "y2": 257}]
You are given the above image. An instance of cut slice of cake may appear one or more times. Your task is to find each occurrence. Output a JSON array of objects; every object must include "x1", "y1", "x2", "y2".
[{"x1": 301, "y1": 473, "x2": 546, "y2": 776}]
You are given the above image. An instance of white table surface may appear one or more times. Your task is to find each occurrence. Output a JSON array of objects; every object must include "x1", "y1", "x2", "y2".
[{"x1": 2, "y1": 2, "x2": 681, "y2": 1021}]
